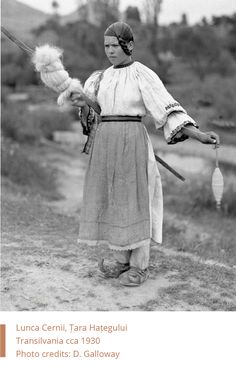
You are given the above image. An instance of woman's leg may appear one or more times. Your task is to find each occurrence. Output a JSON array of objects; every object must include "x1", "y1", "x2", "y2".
[
  {"x1": 119, "y1": 245, "x2": 150, "y2": 286},
  {"x1": 99, "y1": 250, "x2": 131, "y2": 278},
  {"x1": 113, "y1": 250, "x2": 131, "y2": 264},
  {"x1": 129, "y1": 245, "x2": 150, "y2": 270}
]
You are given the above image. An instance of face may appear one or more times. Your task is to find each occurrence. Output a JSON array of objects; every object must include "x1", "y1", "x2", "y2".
[{"x1": 104, "y1": 36, "x2": 133, "y2": 66}]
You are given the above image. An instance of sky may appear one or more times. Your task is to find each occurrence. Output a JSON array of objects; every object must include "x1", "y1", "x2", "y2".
[{"x1": 16, "y1": 0, "x2": 236, "y2": 24}]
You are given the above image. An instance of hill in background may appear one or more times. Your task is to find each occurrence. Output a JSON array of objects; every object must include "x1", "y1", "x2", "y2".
[{"x1": 1, "y1": 0, "x2": 50, "y2": 40}]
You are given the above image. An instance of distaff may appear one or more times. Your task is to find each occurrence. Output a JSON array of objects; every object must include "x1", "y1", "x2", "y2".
[
  {"x1": 1, "y1": 25, "x2": 187, "y2": 181},
  {"x1": 1, "y1": 26, "x2": 101, "y2": 114},
  {"x1": 1, "y1": 26, "x2": 219, "y2": 183}
]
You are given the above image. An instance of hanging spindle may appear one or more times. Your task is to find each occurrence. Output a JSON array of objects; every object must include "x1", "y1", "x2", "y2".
[{"x1": 211, "y1": 146, "x2": 224, "y2": 210}]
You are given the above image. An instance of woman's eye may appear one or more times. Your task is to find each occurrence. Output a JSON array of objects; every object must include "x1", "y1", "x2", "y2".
[{"x1": 104, "y1": 44, "x2": 119, "y2": 49}]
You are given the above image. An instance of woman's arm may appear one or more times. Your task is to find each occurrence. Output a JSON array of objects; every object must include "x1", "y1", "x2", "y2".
[{"x1": 181, "y1": 124, "x2": 220, "y2": 146}]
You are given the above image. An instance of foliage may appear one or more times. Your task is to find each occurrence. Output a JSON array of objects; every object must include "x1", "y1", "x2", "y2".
[
  {"x1": 31, "y1": 109, "x2": 73, "y2": 140},
  {"x1": 174, "y1": 26, "x2": 218, "y2": 80},
  {"x1": 1, "y1": 50, "x2": 38, "y2": 87},
  {"x1": 1, "y1": 103, "x2": 72, "y2": 143},
  {"x1": 174, "y1": 24, "x2": 236, "y2": 80},
  {"x1": 1, "y1": 104, "x2": 41, "y2": 143},
  {"x1": 227, "y1": 16, "x2": 236, "y2": 59},
  {"x1": 1, "y1": 5, "x2": 235, "y2": 88},
  {"x1": 1, "y1": 138, "x2": 61, "y2": 200},
  {"x1": 198, "y1": 75, "x2": 236, "y2": 120},
  {"x1": 142, "y1": 0, "x2": 162, "y2": 26},
  {"x1": 125, "y1": 6, "x2": 141, "y2": 23},
  {"x1": 163, "y1": 166, "x2": 236, "y2": 218},
  {"x1": 1, "y1": 86, "x2": 12, "y2": 104},
  {"x1": 60, "y1": 22, "x2": 107, "y2": 82}
]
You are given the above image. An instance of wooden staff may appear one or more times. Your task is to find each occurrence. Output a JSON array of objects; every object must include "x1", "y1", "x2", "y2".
[{"x1": 1, "y1": 26, "x2": 101, "y2": 114}]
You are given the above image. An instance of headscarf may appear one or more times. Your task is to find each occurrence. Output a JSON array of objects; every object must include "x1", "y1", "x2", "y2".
[{"x1": 104, "y1": 22, "x2": 134, "y2": 56}]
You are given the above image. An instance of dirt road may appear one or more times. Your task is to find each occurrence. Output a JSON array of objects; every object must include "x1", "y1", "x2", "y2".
[{"x1": 1, "y1": 143, "x2": 236, "y2": 311}]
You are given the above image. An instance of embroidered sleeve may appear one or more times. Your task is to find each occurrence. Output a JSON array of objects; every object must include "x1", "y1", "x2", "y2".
[
  {"x1": 136, "y1": 62, "x2": 198, "y2": 143},
  {"x1": 164, "y1": 112, "x2": 199, "y2": 144},
  {"x1": 136, "y1": 62, "x2": 186, "y2": 128}
]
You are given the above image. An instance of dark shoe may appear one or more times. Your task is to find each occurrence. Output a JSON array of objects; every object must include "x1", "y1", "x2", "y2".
[
  {"x1": 98, "y1": 259, "x2": 130, "y2": 278},
  {"x1": 119, "y1": 267, "x2": 149, "y2": 286}
]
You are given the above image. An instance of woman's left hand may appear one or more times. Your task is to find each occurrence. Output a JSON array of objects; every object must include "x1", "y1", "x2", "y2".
[{"x1": 198, "y1": 131, "x2": 220, "y2": 147}]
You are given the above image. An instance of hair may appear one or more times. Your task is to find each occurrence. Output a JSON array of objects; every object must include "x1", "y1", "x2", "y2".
[{"x1": 104, "y1": 22, "x2": 134, "y2": 56}]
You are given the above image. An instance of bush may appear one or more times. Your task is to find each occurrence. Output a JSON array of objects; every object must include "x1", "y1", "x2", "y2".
[
  {"x1": 1, "y1": 105, "x2": 42, "y2": 143},
  {"x1": 187, "y1": 177, "x2": 236, "y2": 217},
  {"x1": 1, "y1": 50, "x2": 38, "y2": 87},
  {"x1": 165, "y1": 70, "x2": 236, "y2": 123},
  {"x1": 1, "y1": 86, "x2": 12, "y2": 104},
  {"x1": 199, "y1": 75, "x2": 236, "y2": 120},
  {"x1": 163, "y1": 167, "x2": 236, "y2": 218},
  {"x1": 174, "y1": 25, "x2": 221, "y2": 80},
  {"x1": 1, "y1": 103, "x2": 73, "y2": 143},
  {"x1": 31, "y1": 109, "x2": 72, "y2": 140},
  {"x1": 1, "y1": 138, "x2": 61, "y2": 200},
  {"x1": 213, "y1": 50, "x2": 236, "y2": 77}
]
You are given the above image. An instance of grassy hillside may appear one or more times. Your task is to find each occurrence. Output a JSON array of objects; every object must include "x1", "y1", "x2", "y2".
[{"x1": 1, "y1": 0, "x2": 50, "y2": 40}]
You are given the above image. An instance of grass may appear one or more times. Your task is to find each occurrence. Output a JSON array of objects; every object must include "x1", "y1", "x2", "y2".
[
  {"x1": 135, "y1": 250, "x2": 236, "y2": 311},
  {"x1": 160, "y1": 161, "x2": 236, "y2": 266},
  {"x1": 159, "y1": 151, "x2": 236, "y2": 217}
]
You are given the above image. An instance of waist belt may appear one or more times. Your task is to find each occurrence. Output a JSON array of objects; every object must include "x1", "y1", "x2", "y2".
[{"x1": 101, "y1": 115, "x2": 142, "y2": 122}]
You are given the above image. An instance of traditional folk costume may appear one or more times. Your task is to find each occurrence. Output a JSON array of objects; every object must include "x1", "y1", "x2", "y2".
[
  {"x1": 1, "y1": 24, "x2": 217, "y2": 286},
  {"x1": 77, "y1": 22, "x2": 198, "y2": 285}
]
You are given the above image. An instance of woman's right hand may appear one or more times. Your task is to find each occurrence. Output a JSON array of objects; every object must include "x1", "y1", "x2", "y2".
[{"x1": 70, "y1": 92, "x2": 86, "y2": 107}]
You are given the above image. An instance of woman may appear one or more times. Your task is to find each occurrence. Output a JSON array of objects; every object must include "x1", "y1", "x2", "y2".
[{"x1": 71, "y1": 22, "x2": 219, "y2": 287}]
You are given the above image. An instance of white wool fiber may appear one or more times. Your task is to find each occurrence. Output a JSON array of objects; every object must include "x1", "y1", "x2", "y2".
[
  {"x1": 32, "y1": 44, "x2": 85, "y2": 106},
  {"x1": 32, "y1": 44, "x2": 63, "y2": 72},
  {"x1": 57, "y1": 78, "x2": 83, "y2": 106}
]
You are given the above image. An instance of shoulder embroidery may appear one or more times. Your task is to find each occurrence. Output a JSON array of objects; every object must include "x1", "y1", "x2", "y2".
[{"x1": 165, "y1": 102, "x2": 180, "y2": 111}]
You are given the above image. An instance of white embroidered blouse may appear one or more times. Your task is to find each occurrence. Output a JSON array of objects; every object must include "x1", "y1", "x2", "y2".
[{"x1": 83, "y1": 61, "x2": 198, "y2": 143}]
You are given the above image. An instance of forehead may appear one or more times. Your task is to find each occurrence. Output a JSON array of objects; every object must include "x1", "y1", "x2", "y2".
[{"x1": 104, "y1": 36, "x2": 119, "y2": 44}]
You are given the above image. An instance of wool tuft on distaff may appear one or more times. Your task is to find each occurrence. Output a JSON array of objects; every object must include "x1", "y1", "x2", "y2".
[{"x1": 32, "y1": 44, "x2": 83, "y2": 106}]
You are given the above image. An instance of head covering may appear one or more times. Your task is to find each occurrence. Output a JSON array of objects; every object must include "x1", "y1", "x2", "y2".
[{"x1": 104, "y1": 22, "x2": 134, "y2": 56}]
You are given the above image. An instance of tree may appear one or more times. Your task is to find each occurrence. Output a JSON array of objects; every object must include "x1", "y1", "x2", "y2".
[
  {"x1": 174, "y1": 25, "x2": 229, "y2": 80},
  {"x1": 180, "y1": 13, "x2": 188, "y2": 27},
  {"x1": 98, "y1": 0, "x2": 120, "y2": 28},
  {"x1": 201, "y1": 16, "x2": 208, "y2": 26},
  {"x1": 143, "y1": 0, "x2": 162, "y2": 26},
  {"x1": 75, "y1": 0, "x2": 120, "y2": 28},
  {"x1": 125, "y1": 6, "x2": 141, "y2": 23},
  {"x1": 52, "y1": 0, "x2": 59, "y2": 15},
  {"x1": 142, "y1": 0, "x2": 162, "y2": 59},
  {"x1": 141, "y1": 0, "x2": 171, "y2": 81},
  {"x1": 227, "y1": 17, "x2": 236, "y2": 58}
]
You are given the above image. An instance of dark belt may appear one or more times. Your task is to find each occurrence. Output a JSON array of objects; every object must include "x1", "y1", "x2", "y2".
[{"x1": 101, "y1": 115, "x2": 142, "y2": 122}]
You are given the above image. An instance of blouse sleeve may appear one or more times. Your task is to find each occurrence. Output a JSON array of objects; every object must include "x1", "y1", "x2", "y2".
[
  {"x1": 136, "y1": 62, "x2": 198, "y2": 144},
  {"x1": 83, "y1": 70, "x2": 103, "y2": 103}
]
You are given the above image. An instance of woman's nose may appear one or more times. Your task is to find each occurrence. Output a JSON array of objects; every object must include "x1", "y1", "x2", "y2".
[{"x1": 107, "y1": 46, "x2": 114, "y2": 54}]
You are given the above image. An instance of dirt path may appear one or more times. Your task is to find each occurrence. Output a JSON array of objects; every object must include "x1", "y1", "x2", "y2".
[{"x1": 1, "y1": 143, "x2": 236, "y2": 311}]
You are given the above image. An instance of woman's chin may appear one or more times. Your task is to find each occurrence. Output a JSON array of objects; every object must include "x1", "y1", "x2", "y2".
[{"x1": 109, "y1": 57, "x2": 117, "y2": 64}]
